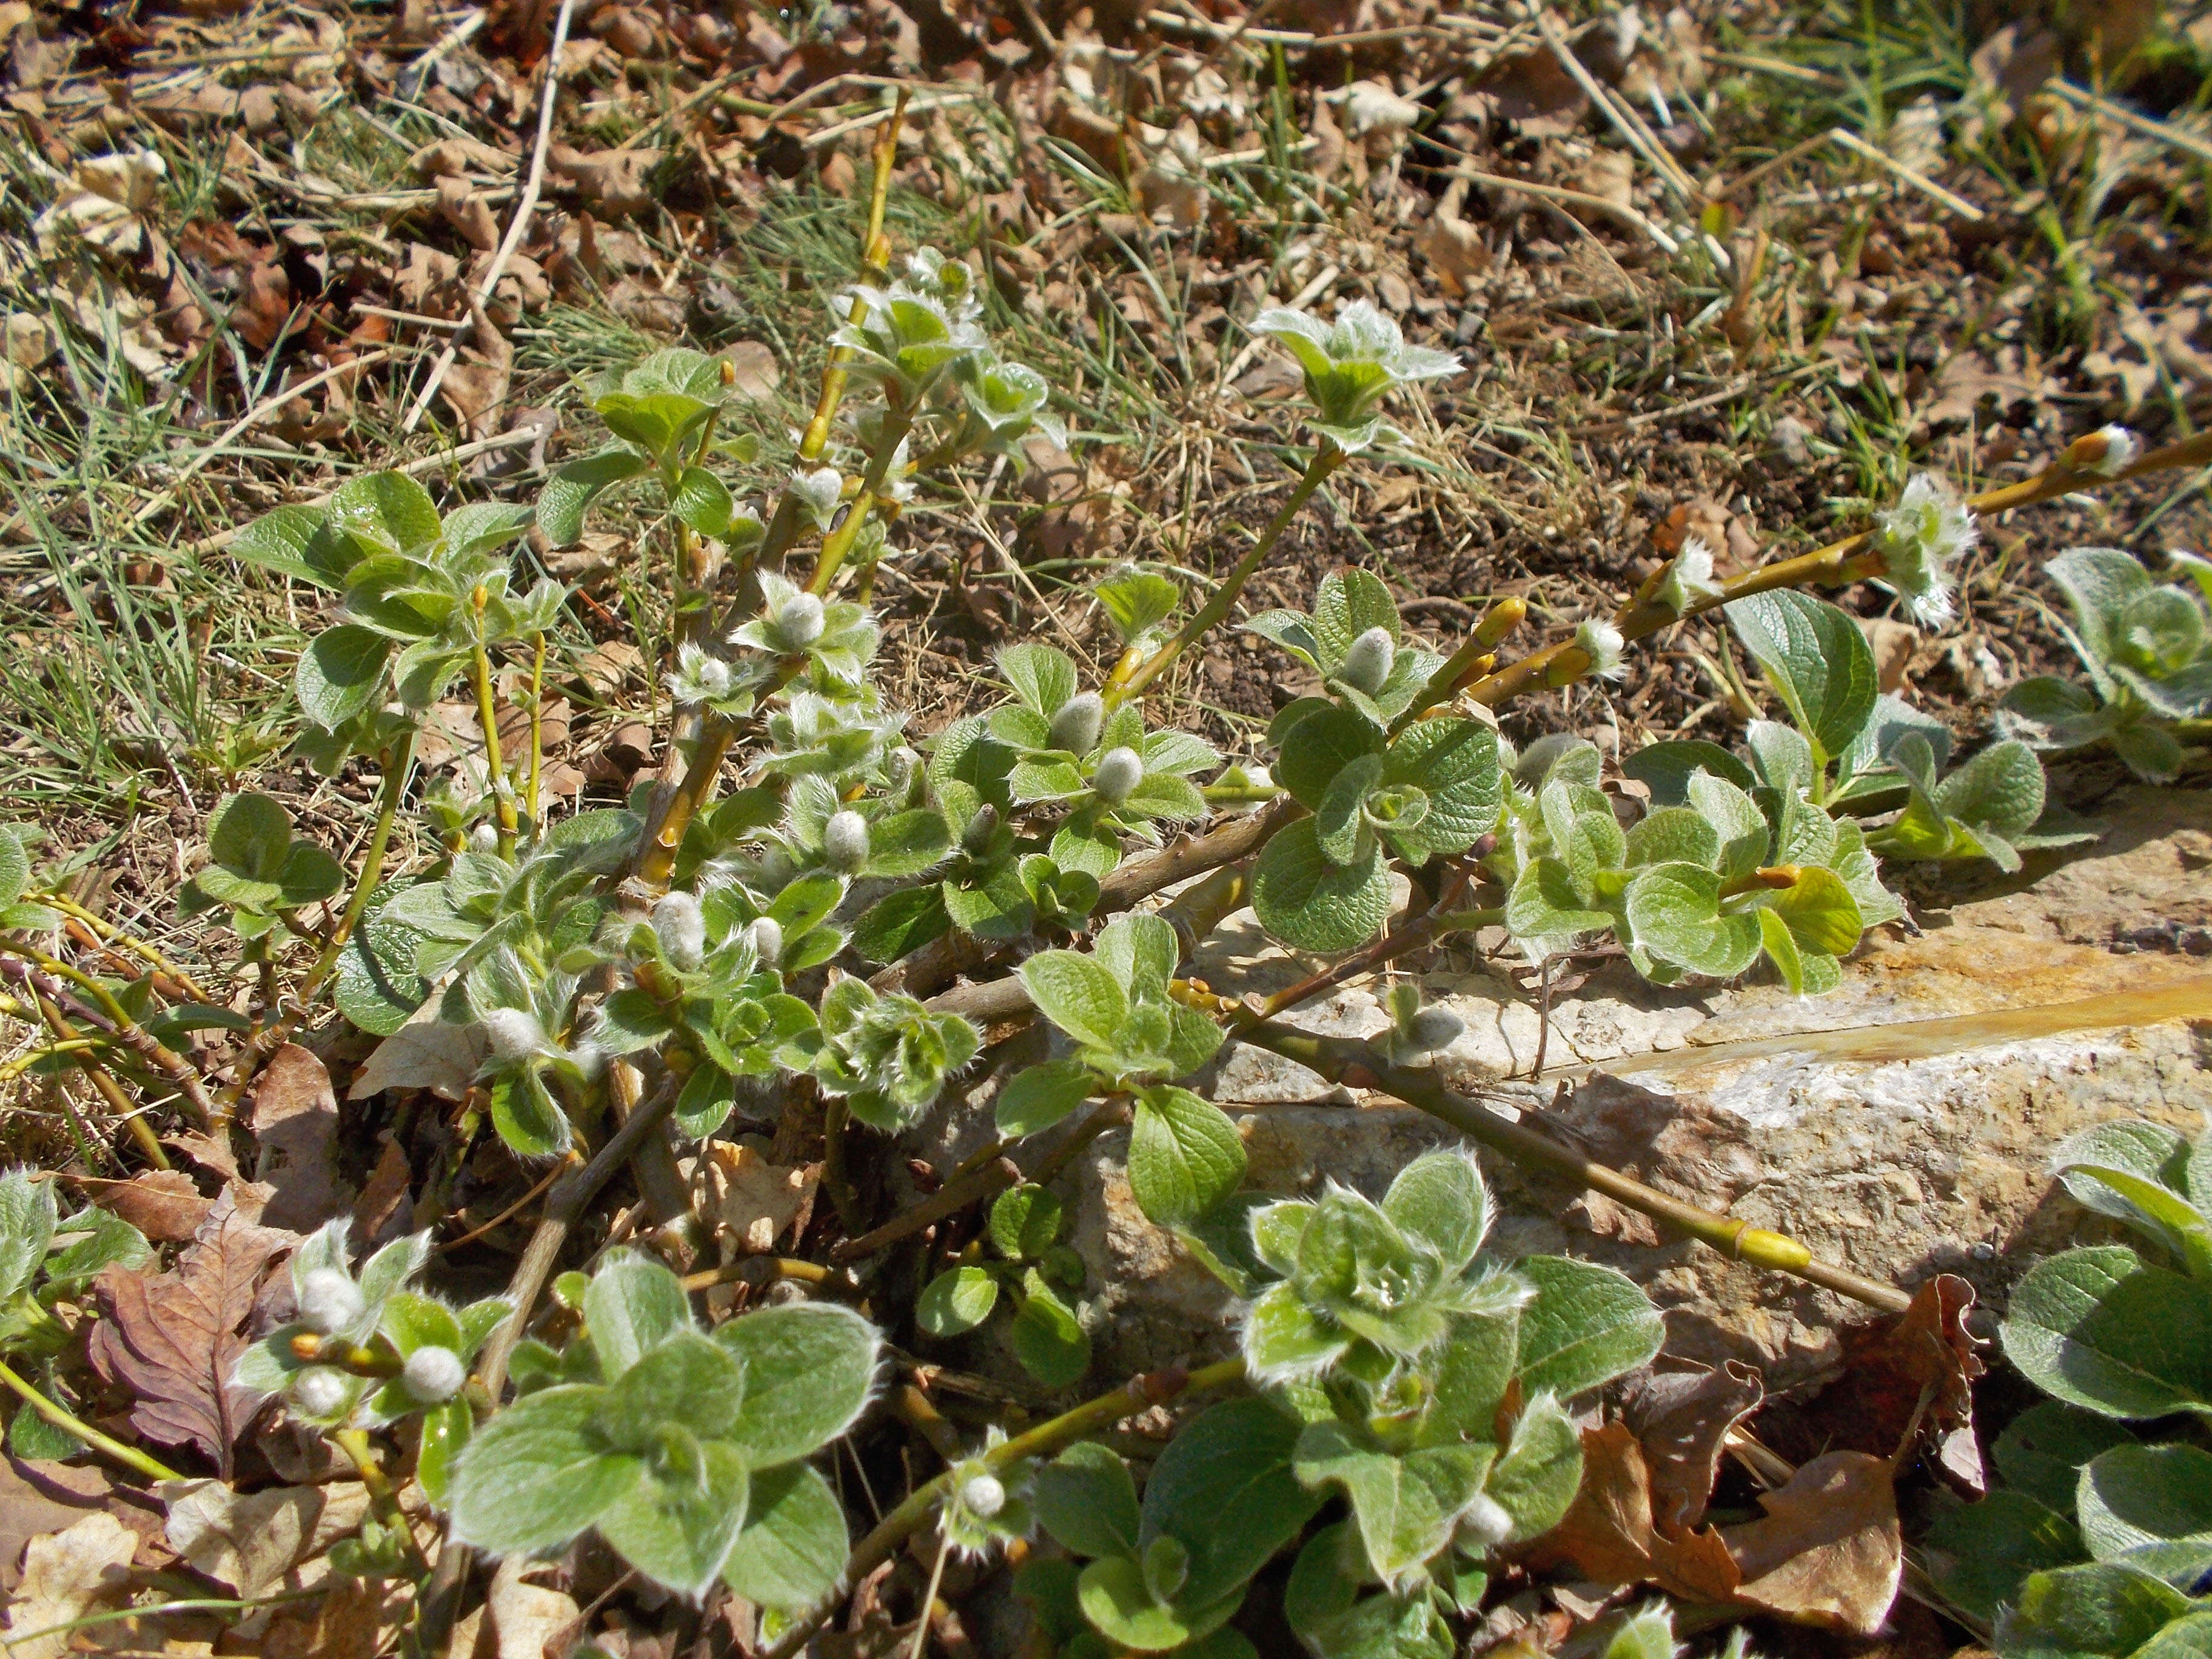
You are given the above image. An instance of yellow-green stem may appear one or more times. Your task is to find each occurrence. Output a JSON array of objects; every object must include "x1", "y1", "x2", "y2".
[
  {"x1": 39, "y1": 895, "x2": 216, "y2": 1004},
  {"x1": 1, "y1": 944, "x2": 213, "y2": 1128},
  {"x1": 0, "y1": 1357, "x2": 184, "y2": 1482},
  {"x1": 1110, "y1": 441, "x2": 1344, "y2": 707},
  {"x1": 526, "y1": 631, "x2": 547, "y2": 829},
  {"x1": 469, "y1": 608, "x2": 517, "y2": 859}
]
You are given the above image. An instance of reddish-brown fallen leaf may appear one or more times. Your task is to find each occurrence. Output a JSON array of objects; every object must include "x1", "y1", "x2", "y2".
[
  {"x1": 1623, "y1": 1361, "x2": 1766, "y2": 1535},
  {"x1": 85, "y1": 1193, "x2": 295, "y2": 1478},
  {"x1": 1768, "y1": 1274, "x2": 1985, "y2": 1489},
  {"x1": 250, "y1": 1044, "x2": 353, "y2": 1233},
  {"x1": 1518, "y1": 1421, "x2": 1740, "y2": 1603},
  {"x1": 1720, "y1": 1452, "x2": 1902, "y2": 1637},
  {"x1": 69, "y1": 1169, "x2": 210, "y2": 1243}
]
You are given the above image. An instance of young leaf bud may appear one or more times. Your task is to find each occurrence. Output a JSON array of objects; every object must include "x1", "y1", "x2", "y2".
[
  {"x1": 1047, "y1": 691, "x2": 1105, "y2": 756},
  {"x1": 298, "y1": 1269, "x2": 364, "y2": 1336},
  {"x1": 1456, "y1": 1492, "x2": 1516, "y2": 1550},
  {"x1": 1654, "y1": 537, "x2": 1724, "y2": 617},
  {"x1": 401, "y1": 1345, "x2": 466, "y2": 1405},
  {"x1": 652, "y1": 891, "x2": 706, "y2": 972},
  {"x1": 748, "y1": 916, "x2": 784, "y2": 967},
  {"x1": 959, "y1": 1472, "x2": 1006, "y2": 1518},
  {"x1": 481, "y1": 1007, "x2": 549, "y2": 1065},
  {"x1": 1091, "y1": 746, "x2": 1144, "y2": 806},
  {"x1": 2062, "y1": 424, "x2": 2142, "y2": 477},
  {"x1": 1874, "y1": 473, "x2": 1977, "y2": 628},
  {"x1": 1336, "y1": 626, "x2": 1395, "y2": 695},
  {"x1": 823, "y1": 809, "x2": 871, "y2": 872},
  {"x1": 1573, "y1": 620, "x2": 1627, "y2": 682},
  {"x1": 292, "y1": 1365, "x2": 354, "y2": 1419},
  {"x1": 961, "y1": 803, "x2": 1001, "y2": 856},
  {"x1": 774, "y1": 592, "x2": 826, "y2": 649}
]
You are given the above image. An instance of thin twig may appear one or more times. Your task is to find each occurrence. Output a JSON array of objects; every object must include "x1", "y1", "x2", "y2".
[
  {"x1": 1826, "y1": 127, "x2": 1986, "y2": 221},
  {"x1": 401, "y1": 0, "x2": 580, "y2": 434}
]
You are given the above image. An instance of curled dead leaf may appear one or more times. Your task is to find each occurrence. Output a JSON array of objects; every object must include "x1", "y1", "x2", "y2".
[
  {"x1": 1720, "y1": 1452, "x2": 1902, "y2": 1636},
  {"x1": 162, "y1": 1478, "x2": 369, "y2": 1599},
  {"x1": 1, "y1": 1510, "x2": 138, "y2": 1659}
]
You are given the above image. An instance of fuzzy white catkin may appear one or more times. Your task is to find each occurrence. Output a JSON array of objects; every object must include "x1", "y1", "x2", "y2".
[
  {"x1": 1091, "y1": 746, "x2": 1144, "y2": 805},
  {"x1": 960, "y1": 1473, "x2": 1006, "y2": 1518},
  {"x1": 693, "y1": 654, "x2": 734, "y2": 701},
  {"x1": 298, "y1": 1269, "x2": 364, "y2": 1336},
  {"x1": 653, "y1": 891, "x2": 706, "y2": 971},
  {"x1": 749, "y1": 916, "x2": 784, "y2": 967},
  {"x1": 2089, "y1": 424, "x2": 2141, "y2": 476},
  {"x1": 777, "y1": 592, "x2": 826, "y2": 648},
  {"x1": 823, "y1": 810, "x2": 871, "y2": 871},
  {"x1": 401, "y1": 1346, "x2": 466, "y2": 1404},
  {"x1": 1405, "y1": 1006, "x2": 1465, "y2": 1052},
  {"x1": 1575, "y1": 620, "x2": 1626, "y2": 681},
  {"x1": 468, "y1": 822, "x2": 500, "y2": 854},
  {"x1": 480, "y1": 1007, "x2": 548, "y2": 1065},
  {"x1": 291, "y1": 1366, "x2": 354, "y2": 1419},
  {"x1": 1457, "y1": 1492, "x2": 1515, "y2": 1550},
  {"x1": 1336, "y1": 626, "x2": 1395, "y2": 695},
  {"x1": 1048, "y1": 691, "x2": 1104, "y2": 756}
]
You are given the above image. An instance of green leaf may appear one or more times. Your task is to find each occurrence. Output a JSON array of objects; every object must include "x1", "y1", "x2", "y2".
[
  {"x1": 1010, "y1": 1273, "x2": 1091, "y2": 1387},
  {"x1": 585, "y1": 1249, "x2": 695, "y2": 1380},
  {"x1": 1484, "y1": 1393, "x2": 1583, "y2": 1543},
  {"x1": 596, "y1": 1436, "x2": 751, "y2": 1598},
  {"x1": 1251, "y1": 819, "x2": 1392, "y2": 954},
  {"x1": 1621, "y1": 740, "x2": 1757, "y2": 805},
  {"x1": 1937, "y1": 739, "x2": 2048, "y2": 838},
  {"x1": 417, "y1": 1398, "x2": 471, "y2": 1509},
  {"x1": 595, "y1": 1330, "x2": 748, "y2": 1452},
  {"x1": 1312, "y1": 569, "x2": 1402, "y2": 662},
  {"x1": 917, "y1": 1267, "x2": 1000, "y2": 1336},
  {"x1": 1624, "y1": 863, "x2": 1760, "y2": 978},
  {"x1": 41, "y1": 1204, "x2": 148, "y2": 1290},
  {"x1": 1759, "y1": 864, "x2": 1865, "y2": 958},
  {"x1": 2132, "y1": 1612, "x2": 2212, "y2": 1659},
  {"x1": 1924, "y1": 1490, "x2": 2085, "y2": 1626},
  {"x1": 852, "y1": 883, "x2": 951, "y2": 964},
  {"x1": 1996, "y1": 1560, "x2": 2190, "y2": 1658},
  {"x1": 232, "y1": 502, "x2": 337, "y2": 586},
  {"x1": 1624, "y1": 807, "x2": 1721, "y2": 870},
  {"x1": 208, "y1": 791, "x2": 293, "y2": 880},
  {"x1": 2065, "y1": 1166, "x2": 2212, "y2": 1280},
  {"x1": 326, "y1": 471, "x2": 441, "y2": 558},
  {"x1": 1096, "y1": 568, "x2": 1181, "y2": 644},
  {"x1": 297, "y1": 625, "x2": 392, "y2": 730},
  {"x1": 0, "y1": 1168, "x2": 57, "y2": 1304},
  {"x1": 1997, "y1": 1401, "x2": 2139, "y2": 1513},
  {"x1": 278, "y1": 842, "x2": 346, "y2": 907},
  {"x1": 537, "y1": 450, "x2": 646, "y2": 545},
  {"x1": 488, "y1": 1071, "x2": 569, "y2": 1159},
  {"x1": 1278, "y1": 705, "x2": 1386, "y2": 808},
  {"x1": 1242, "y1": 1282, "x2": 1353, "y2": 1380},
  {"x1": 716, "y1": 1302, "x2": 880, "y2": 1465},
  {"x1": 671, "y1": 466, "x2": 735, "y2": 537},
  {"x1": 1019, "y1": 950, "x2": 1128, "y2": 1050},
  {"x1": 1078, "y1": 1556, "x2": 1236, "y2": 1652},
  {"x1": 1037, "y1": 1441, "x2": 1143, "y2": 1560},
  {"x1": 1512, "y1": 1256, "x2": 1664, "y2": 1401},
  {"x1": 1725, "y1": 590, "x2": 1877, "y2": 760},
  {"x1": 1382, "y1": 1151, "x2": 1488, "y2": 1273},
  {"x1": 991, "y1": 1184, "x2": 1064, "y2": 1259},
  {"x1": 1128, "y1": 1085, "x2": 1247, "y2": 1229},
  {"x1": 0, "y1": 827, "x2": 26, "y2": 911},
  {"x1": 997, "y1": 1059, "x2": 1098, "y2": 1138},
  {"x1": 1745, "y1": 720, "x2": 1817, "y2": 797},
  {"x1": 1295, "y1": 1422, "x2": 1491, "y2": 1586},
  {"x1": 448, "y1": 1384, "x2": 642, "y2": 1555},
  {"x1": 722, "y1": 1463, "x2": 848, "y2": 1612},
  {"x1": 1504, "y1": 856, "x2": 1610, "y2": 942},
  {"x1": 2001, "y1": 1245, "x2": 2212, "y2": 1419},
  {"x1": 2078, "y1": 1444, "x2": 2212, "y2": 1561},
  {"x1": 1381, "y1": 719, "x2": 1503, "y2": 861},
  {"x1": 1141, "y1": 1397, "x2": 1320, "y2": 1607},
  {"x1": 1000, "y1": 643, "x2": 1079, "y2": 717},
  {"x1": 1414, "y1": 1309, "x2": 1519, "y2": 1449}
]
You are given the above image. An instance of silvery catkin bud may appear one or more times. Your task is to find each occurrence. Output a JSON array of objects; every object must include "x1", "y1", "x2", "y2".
[
  {"x1": 652, "y1": 891, "x2": 706, "y2": 971},
  {"x1": 481, "y1": 1007, "x2": 548, "y2": 1065},
  {"x1": 1336, "y1": 626, "x2": 1395, "y2": 694},
  {"x1": 298, "y1": 1269, "x2": 364, "y2": 1336},
  {"x1": 961, "y1": 803, "x2": 1000, "y2": 856},
  {"x1": 1405, "y1": 1005, "x2": 1465, "y2": 1053},
  {"x1": 1457, "y1": 1492, "x2": 1516, "y2": 1550},
  {"x1": 1092, "y1": 746, "x2": 1144, "y2": 805},
  {"x1": 401, "y1": 1346, "x2": 466, "y2": 1404},
  {"x1": 823, "y1": 810, "x2": 871, "y2": 871},
  {"x1": 775, "y1": 592, "x2": 826, "y2": 649},
  {"x1": 469, "y1": 822, "x2": 500, "y2": 854},
  {"x1": 292, "y1": 1366, "x2": 354, "y2": 1419},
  {"x1": 960, "y1": 1473, "x2": 1007, "y2": 1518},
  {"x1": 1047, "y1": 691, "x2": 1104, "y2": 756},
  {"x1": 748, "y1": 916, "x2": 784, "y2": 967}
]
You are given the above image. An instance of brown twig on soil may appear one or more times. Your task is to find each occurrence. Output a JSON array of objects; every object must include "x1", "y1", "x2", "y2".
[
  {"x1": 400, "y1": 0, "x2": 580, "y2": 434},
  {"x1": 0, "y1": 944, "x2": 215, "y2": 1128}
]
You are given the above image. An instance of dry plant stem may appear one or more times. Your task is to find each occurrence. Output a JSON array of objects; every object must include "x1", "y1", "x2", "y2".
[
  {"x1": 1110, "y1": 441, "x2": 1345, "y2": 706},
  {"x1": 32, "y1": 989, "x2": 171, "y2": 1169},
  {"x1": 1470, "y1": 433, "x2": 2212, "y2": 710},
  {"x1": 38, "y1": 896, "x2": 215, "y2": 1004},
  {"x1": 762, "y1": 1358, "x2": 1249, "y2": 1659},
  {"x1": 1, "y1": 945, "x2": 214, "y2": 1129},
  {"x1": 1247, "y1": 1022, "x2": 1911, "y2": 1312},
  {"x1": 401, "y1": 0, "x2": 579, "y2": 434},
  {"x1": 0, "y1": 1357, "x2": 183, "y2": 1482},
  {"x1": 819, "y1": 1098, "x2": 868, "y2": 1235},
  {"x1": 832, "y1": 1155, "x2": 1022, "y2": 1262},
  {"x1": 226, "y1": 731, "x2": 417, "y2": 1102},
  {"x1": 476, "y1": 1078, "x2": 681, "y2": 1399}
]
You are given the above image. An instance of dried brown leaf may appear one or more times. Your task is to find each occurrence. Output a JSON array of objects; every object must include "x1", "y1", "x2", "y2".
[
  {"x1": 162, "y1": 1478, "x2": 368, "y2": 1598},
  {"x1": 85, "y1": 1194, "x2": 295, "y2": 1477},
  {"x1": 250, "y1": 1044, "x2": 353, "y2": 1232},
  {"x1": 1, "y1": 1510, "x2": 137, "y2": 1659},
  {"x1": 1517, "y1": 1421, "x2": 1741, "y2": 1602},
  {"x1": 1622, "y1": 1361, "x2": 1765, "y2": 1535},
  {"x1": 691, "y1": 1141, "x2": 817, "y2": 1255},
  {"x1": 1720, "y1": 1452, "x2": 1902, "y2": 1636},
  {"x1": 70, "y1": 1169, "x2": 210, "y2": 1244}
]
